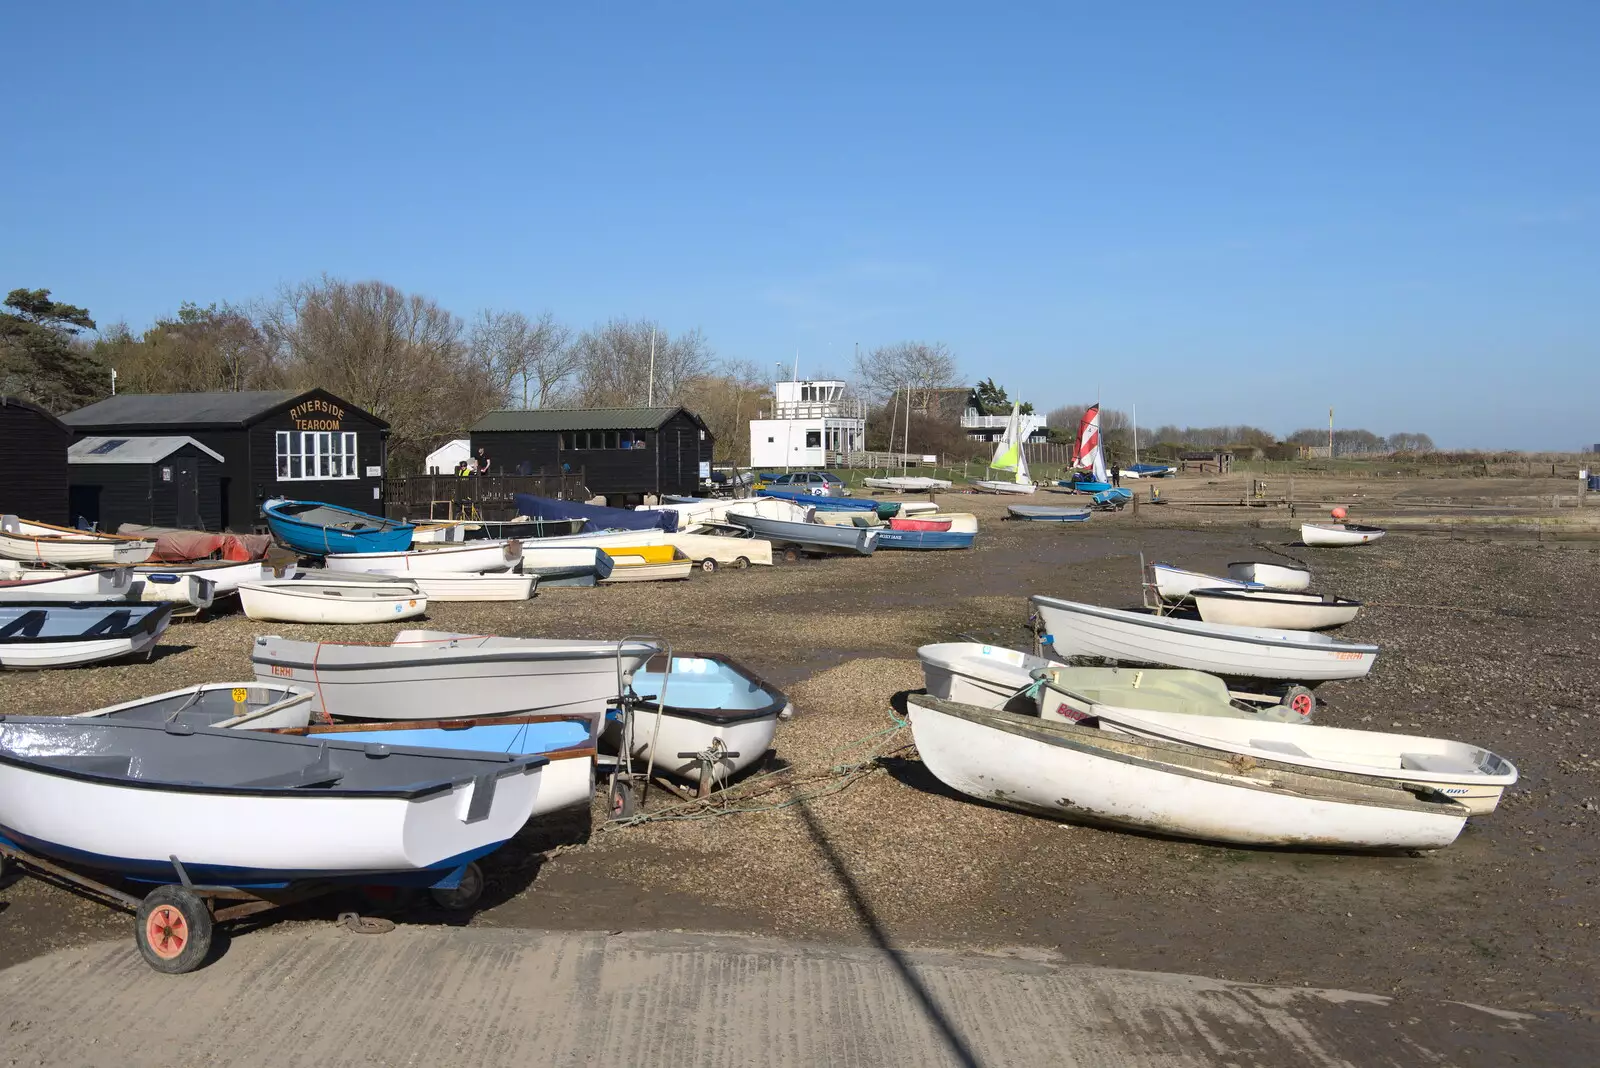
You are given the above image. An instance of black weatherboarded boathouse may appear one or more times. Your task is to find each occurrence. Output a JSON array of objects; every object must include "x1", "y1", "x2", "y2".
[
  {"x1": 68, "y1": 436, "x2": 225, "y2": 532},
  {"x1": 0, "y1": 396, "x2": 70, "y2": 525},
  {"x1": 470, "y1": 407, "x2": 714, "y2": 503},
  {"x1": 63, "y1": 389, "x2": 389, "y2": 532}
]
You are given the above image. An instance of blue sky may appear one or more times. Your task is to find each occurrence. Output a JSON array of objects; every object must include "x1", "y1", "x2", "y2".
[{"x1": 4, "y1": 2, "x2": 1595, "y2": 448}]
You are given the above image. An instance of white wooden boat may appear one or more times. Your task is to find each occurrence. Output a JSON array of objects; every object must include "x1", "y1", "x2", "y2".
[
  {"x1": 664, "y1": 531, "x2": 773, "y2": 569},
  {"x1": 1227, "y1": 561, "x2": 1312, "y2": 592},
  {"x1": 969, "y1": 479, "x2": 1037, "y2": 495},
  {"x1": 272, "y1": 716, "x2": 597, "y2": 816},
  {"x1": 1037, "y1": 666, "x2": 1312, "y2": 724},
  {"x1": 862, "y1": 476, "x2": 952, "y2": 492},
  {"x1": 0, "y1": 516, "x2": 155, "y2": 566},
  {"x1": 250, "y1": 631, "x2": 658, "y2": 729},
  {"x1": 133, "y1": 573, "x2": 216, "y2": 611},
  {"x1": 1007, "y1": 504, "x2": 1090, "y2": 522},
  {"x1": 1031, "y1": 595, "x2": 1378, "y2": 681},
  {"x1": 0, "y1": 717, "x2": 545, "y2": 884},
  {"x1": 340, "y1": 571, "x2": 537, "y2": 602},
  {"x1": 1151, "y1": 562, "x2": 1259, "y2": 602},
  {"x1": 0, "y1": 567, "x2": 135, "y2": 603},
  {"x1": 238, "y1": 579, "x2": 426, "y2": 624},
  {"x1": 134, "y1": 559, "x2": 271, "y2": 595},
  {"x1": 724, "y1": 498, "x2": 815, "y2": 524},
  {"x1": 325, "y1": 538, "x2": 522, "y2": 574},
  {"x1": 525, "y1": 529, "x2": 670, "y2": 549},
  {"x1": 77, "y1": 682, "x2": 315, "y2": 730},
  {"x1": 606, "y1": 656, "x2": 790, "y2": 784},
  {"x1": 1192, "y1": 589, "x2": 1362, "y2": 630},
  {"x1": 726, "y1": 512, "x2": 877, "y2": 556},
  {"x1": 897, "y1": 501, "x2": 940, "y2": 517},
  {"x1": 0, "y1": 602, "x2": 174, "y2": 669},
  {"x1": 1301, "y1": 522, "x2": 1386, "y2": 547},
  {"x1": 907, "y1": 696, "x2": 1468, "y2": 850},
  {"x1": 917, "y1": 642, "x2": 1052, "y2": 711},
  {"x1": 1090, "y1": 707, "x2": 1518, "y2": 815}
]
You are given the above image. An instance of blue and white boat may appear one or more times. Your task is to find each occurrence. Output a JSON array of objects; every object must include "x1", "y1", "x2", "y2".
[
  {"x1": 1093, "y1": 488, "x2": 1134, "y2": 506},
  {"x1": 874, "y1": 528, "x2": 977, "y2": 549},
  {"x1": 262, "y1": 499, "x2": 415, "y2": 557},
  {"x1": 0, "y1": 602, "x2": 174, "y2": 670},
  {"x1": 1058, "y1": 477, "x2": 1113, "y2": 494}
]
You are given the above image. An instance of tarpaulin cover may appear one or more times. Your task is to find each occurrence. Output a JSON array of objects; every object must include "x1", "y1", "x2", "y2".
[
  {"x1": 117, "y1": 525, "x2": 273, "y2": 562},
  {"x1": 512, "y1": 494, "x2": 679, "y2": 533}
]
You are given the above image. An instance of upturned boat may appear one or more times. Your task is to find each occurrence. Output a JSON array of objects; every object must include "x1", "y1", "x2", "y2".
[
  {"x1": 134, "y1": 559, "x2": 271, "y2": 596},
  {"x1": 262, "y1": 499, "x2": 415, "y2": 556},
  {"x1": 906, "y1": 696, "x2": 1468, "y2": 850},
  {"x1": 862, "y1": 476, "x2": 951, "y2": 492},
  {"x1": 297, "y1": 569, "x2": 537, "y2": 602},
  {"x1": 0, "y1": 516, "x2": 155, "y2": 566},
  {"x1": 0, "y1": 602, "x2": 174, "y2": 669}
]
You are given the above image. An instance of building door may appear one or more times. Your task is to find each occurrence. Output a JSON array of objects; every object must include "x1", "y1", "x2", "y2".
[{"x1": 172, "y1": 457, "x2": 200, "y2": 528}]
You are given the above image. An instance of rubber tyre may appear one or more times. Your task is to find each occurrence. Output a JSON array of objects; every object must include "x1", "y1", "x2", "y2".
[
  {"x1": 732, "y1": 556, "x2": 750, "y2": 570},
  {"x1": 699, "y1": 558, "x2": 718, "y2": 574},
  {"x1": 1280, "y1": 685, "x2": 1317, "y2": 719},
  {"x1": 135, "y1": 886, "x2": 213, "y2": 974},
  {"x1": 429, "y1": 862, "x2": 484, "y2": 911},
  {"x1": 781, "y1": 547, "x2": 803, "y2": 564},
  {"x1": 609, "y1": 778, "x2": 639, "y2": 820}
]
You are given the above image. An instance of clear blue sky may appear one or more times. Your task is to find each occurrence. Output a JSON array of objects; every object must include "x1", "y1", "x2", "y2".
[{"x1": 4, "y1": 2, "x2": 1596, "y2": 449}]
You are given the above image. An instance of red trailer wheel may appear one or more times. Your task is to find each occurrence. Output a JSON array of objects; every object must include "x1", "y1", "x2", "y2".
[{"x1": 135, "y1": 886, "x2": 213, "y2": 973}]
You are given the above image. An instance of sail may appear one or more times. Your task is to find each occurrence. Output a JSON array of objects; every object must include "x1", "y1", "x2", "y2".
[
  {"x1": 1075, "y1": 405, "x2": 1108, "y2": 482},
  {"x1": 989, "y1": 403, "x2": 1021, "y2": 473}
]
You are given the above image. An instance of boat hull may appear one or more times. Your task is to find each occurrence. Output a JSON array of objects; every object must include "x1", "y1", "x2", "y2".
[
  {"x1": 909, "y1": 698, "x2": 1468, "y2": 850},
  {"x1": 239, "y1": 581, "x2": 427, "y2": 624},
  {"x1": 135, "y1": 560, "x2": 271, "y2": 595},
  {"x1": 1301, "y1": 523, "x2": 1386, "y2": 547},
  {"x1": 326, "y1": 539, "x2": 520, "y2": 574},
  {"x1": 917, "y1": 642, "x2": 1050, "y2": 711},
  {"x1": 1226, "y1": 561, "x2": 1312, "y2": 591},
  {"x1": 0, "y1": 516, "x2": 154, "y2": 566},
  {"x1": 79, "y1": 682, "x2": 314, "y2": 729},
  {"x1": 726, "y1": 514, "x2": 876, "y2": 556},
  {"x1": 1151, "y1": 563, "x2": 1258, "y2": 602},
  {"x1": 969, "y1": 480, "x2": 1036, "y2": 495},
  {"x1": 263, "y1": 500, "x2": 415, "y2": 557},
  {"x1": 0, "y1": 568, "x2": 135, "y2": 603},
  {"x1": 872, "y1": 529, "x2": 976, "y2": 550},
  {"x1": 1007, "y1": 505, "x2": 1090, "y2": 522},
  {"x1": 606, "y1": 656, "x2": 788, "y2": 783},
  {"x1": 0, "y1": 603, "x2": 173, "y2": 670},
  {"x1": 1192, "y1": 590, "x2": 1362, "y2": 630}
]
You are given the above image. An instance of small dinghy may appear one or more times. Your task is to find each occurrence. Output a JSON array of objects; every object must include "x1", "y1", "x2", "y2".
[
  {"x1": 664, "y1": 530, "x2": 774, "y2": 570},
  {"x1": 251, "y1": 631, "x2": 658, "y2": 726},
  {"x1": 0, "y1": 602, "x2": 174, "y2": 669},
  {"x1": 0, "y1": 566, "x2": 135, "y2": 603},
  {"x1": 1089, "y1": 708, "x2": 1518, "y2": 815},
  {"x1": 135, "y1": 559, "x2": 270, "y2": 596},
  {"x1": 272, "y1": 716, "x2": 597, "y2": 816},
  {"x1": 1007, "y1": 504, "x2": 1091, "y2": 522},
  {"x1": 725, "y1": 498, "x2": 816, "y2": 524},
  {"x1": 863, "y1": 476, "x2": 952, "y2": 492},
  {"x1": 1192, "y1": 588, "x2": 1362, "y2": 630},
  {"x1": 1037, "y1": 664, "x2": 1311, "y2": 724},
  {"x1": 325, "y1": 538, "x2": 522, "y2": 575},
  {"x1": 1150, "y1": 562, "x2": 1260, "y2": 602},
  {"x1": 262, "y1": 499, "x2": 415, "y2": 557},
  {"x1": 518, "y1": 544, "x2": 614, "y2": 585},
  {"x1": 889, "y1": 517, "x2": 951, "y2": 532},
  {"x1": 606, "y1": 656, "x2": 789, "y2": 785},
  {"x1": 873, "y1": 522, "x2": 977, "y2": 550},
  {"x1": 970, "y1": 479, "x2": 1037, "y2": 495},
  {"x1": 1301, "y1": 522, "x2": 1386, "y2": 547},
  {"x1": 132, "y1": 573, "x2": 216, "y2": 613},
  {"x1": 0, "y1": 516, "x2": 155, "y2": 566},
  {"x1": 600, "y1": 545, "x2": 695, "y2": 582},
  {"x1": 0, "y1": 716, "x2": 546, "y2": 884},
  {"x1": 918, "y1": 642, "x2": 1053, "y2": 711},
  {"x1": 1031, "y1": 595, "x2": 1379, "y2": 682},
  {"x1": 1227, "y1": 561, "x2": 1311, "y2": 592},
  {"x1": 238, "y1": 579, "x2": 426, "y2": 624},
  {"x1": 906, "y1": 696, "x2": 1468, "y2": 850},
  {"x1": 725, "y1": 512, "x2": 877, "y2": 558},
  {"x1": 288, "y1": 569, "x2": 536, "y2": 602},
  {"x1": 78, "y1": 682, "x2": 315, "y2": 729}
]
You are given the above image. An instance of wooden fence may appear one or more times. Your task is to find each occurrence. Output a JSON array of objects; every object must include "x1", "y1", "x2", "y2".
[{"x1": 384, "y1": 473, "x2": 589, "y2": 522}]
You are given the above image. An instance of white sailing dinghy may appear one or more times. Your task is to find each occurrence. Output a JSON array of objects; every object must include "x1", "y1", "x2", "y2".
[
  {"x1": 1301, "y1": 522, "x2": 1386, "y2": 547},
  {"x1": 238, "y1": 578, "x2": 426, "y2": 624},
  {"x1": 907, "y1": 695, "x2": 1469, "y2": 850},
  {"x1": 969, "y1": 403, "x2": 1036, "y2": 494},
  {"x1": 1089, "y1": 708, "x2": 1517, "y2": 815},
  {"x1": 1227, "y1": 561, "x2": 1312, "y2": 591},
  {"x1": 0, "y1": 516, "x2": 155, "y2": 566},
  {"x1": 1191, "y1": 589, "x2": 1362, "y2": 630},
  {"x1": 77, "y1": 682, "x2": 315, "y2": 730}
]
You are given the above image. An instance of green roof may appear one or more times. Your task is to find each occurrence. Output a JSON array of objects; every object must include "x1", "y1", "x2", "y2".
[{"x1": 471, "y1": 407, "x2": 695, "y2": 433}]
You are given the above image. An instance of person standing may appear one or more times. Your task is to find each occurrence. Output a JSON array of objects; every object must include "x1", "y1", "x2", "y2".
[
  {"x1": 1110, "y1": 462, "x2": 1121, "y2": 488},
  {"x1": 475, "y1": 446, "x2": 492, "y2": 475}
]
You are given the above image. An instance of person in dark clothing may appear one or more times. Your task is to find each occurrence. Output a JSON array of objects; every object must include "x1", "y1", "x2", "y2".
[
  {"x1": 475, "y1": 447, "x2": 492, "y2": 475},
  {"x1": 1110, "y1": 463, "x2": 1121, "y2": 488}
]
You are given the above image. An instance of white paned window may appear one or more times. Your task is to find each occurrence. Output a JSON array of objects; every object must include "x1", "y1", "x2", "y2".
[{"x1": 276, "y1": 431, "x2": 359, "y2": 481}]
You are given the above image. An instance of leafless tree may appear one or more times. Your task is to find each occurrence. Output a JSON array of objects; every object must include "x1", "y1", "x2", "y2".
[
  {"x1": 686, "y1": 359, "x2": 771, "y2": 466},
  {"x1": 570, "y1": 317, "x2": 712, "y2": 407},
  {"x1": 468, "y1": 309, "x2": 578, "y2": 409},
  {"x1": 853, "y1": 341, "x2": 961, "y2": 411},
  {"x1": 96, "y1": 303, "x2": 280, "y2": 394}
]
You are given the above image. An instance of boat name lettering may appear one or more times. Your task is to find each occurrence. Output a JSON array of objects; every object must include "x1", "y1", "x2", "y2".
[
  {"x1": 290, "y1": 398, "x2": 346, "y2": 430},
  {"x1": 1334, "y1": 651, "x2": 1364, "y2": 661},
  {"x1": 270, "y1": 664, "x2": 294, "y2": 677}
]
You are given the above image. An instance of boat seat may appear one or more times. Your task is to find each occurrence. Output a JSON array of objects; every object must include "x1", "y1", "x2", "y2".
[
  {"x1": 229, "y1": 764, "x2": 347, "y2": 789},
  {"x1": 1400, "y1": 752, "x2": 1478, "y2": 775},
  {"x1": 0, "y1": 610, "x2": 48, "y2": 639},
  {"x1": 41, "y1": 755, "x2": 133, "y2": 776},
  {"x1": 1250, "y1": 739, "x2": 1311, "y2": 758},
  {"x1": 82, "y1": 609, "x2": 133, "y2": 637}
]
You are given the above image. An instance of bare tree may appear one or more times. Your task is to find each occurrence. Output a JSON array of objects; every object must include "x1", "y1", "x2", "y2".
[
  {"x1": 570, "y1": 317, "x2": 712, "y2": 407},
  {"x1": 686, "y1": 359, "x2": 770, "y2": 466},
  {"x1": 853, "y1": 341, "x2": 960, "y2": 411},
  {"x1": 469, "y1": 309, "x2": 577, "y2": 409},
  {"x1": 262, "y1": 277, "x2": 502, "y2": 470},
  {"x1": 96, "y1": 303, "x2": 280, "y2": 394}
]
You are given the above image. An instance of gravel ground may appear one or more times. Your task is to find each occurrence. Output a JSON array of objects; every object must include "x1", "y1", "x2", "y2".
[{"x1": 1, "y1": 491, "x2": 1596, "y2": 1032}]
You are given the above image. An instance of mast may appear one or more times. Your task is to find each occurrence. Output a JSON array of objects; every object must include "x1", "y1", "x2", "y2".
[
  {"x1": 902, "y1": 384, "x2": 911, "y2": 472},
  {"x1": 1132, "y1": 402, "x2": 1139, "y2": 465}
]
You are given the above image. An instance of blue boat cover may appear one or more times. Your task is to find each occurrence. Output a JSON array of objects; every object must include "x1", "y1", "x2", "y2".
[
  {"x1": 1127, "y1": 463, "x2": 1171, "y2": 475},
  {"x1": 512, "y1": 494, "x2": 679, "y2": 533}
]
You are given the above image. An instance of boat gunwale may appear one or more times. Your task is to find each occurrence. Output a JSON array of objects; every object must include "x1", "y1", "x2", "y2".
[
  {"x1": 0, "y1": 602, "x2": 175, "y2": 644},
  {"x1": 1031, "y1": 595, "x2": 1380, "y2": 654},
  {"x1": 250, "y1": 637, "x2": 659, "y2": 673},
  {"x1": 630, "y1": 653, "x2": 791, "y2": 725}
]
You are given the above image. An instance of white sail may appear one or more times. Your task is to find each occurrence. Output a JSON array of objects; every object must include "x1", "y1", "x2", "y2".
[{"x1": 988, "y1": 403, "x2": 1031, "y2": 485}]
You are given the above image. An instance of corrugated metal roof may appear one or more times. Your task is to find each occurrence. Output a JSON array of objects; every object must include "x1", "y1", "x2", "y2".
[
  {"x1": 69, "y1": 436, "x2": 226, "y2": 465},
  {"x1": 63, "y1": 390, "x2": 303, "y2": 427},
  {"x1": 471, "y1": 407, "x2": 689, "y2": 433}
]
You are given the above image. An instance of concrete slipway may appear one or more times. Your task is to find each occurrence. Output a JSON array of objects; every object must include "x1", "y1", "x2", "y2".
[{"x1": 0, "y1": 927, "x2": 1582, "y2": 1066}]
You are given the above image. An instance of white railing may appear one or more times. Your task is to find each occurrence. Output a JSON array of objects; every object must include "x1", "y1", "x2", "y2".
[
  {"x1": 772, "y1": 399, "x2": 867, "y2": 421},
  {"x1": 960, "y1": 410, "x2": 1047, "y2": 435}
]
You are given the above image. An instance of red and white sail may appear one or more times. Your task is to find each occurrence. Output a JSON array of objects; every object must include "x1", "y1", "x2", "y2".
[{"x1": 1075, "y1": 405, "x2": 1108, "y2": 483}]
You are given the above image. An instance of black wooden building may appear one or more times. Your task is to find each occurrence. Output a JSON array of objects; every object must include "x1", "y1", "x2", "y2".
[
  {"x1": 63, "y1": 389, "x2": 389, "y2": 532},
  {"x1": 470, "y1": 407, "x2": 714, "y2": 503},
  {"x1": 68, "y1": 436, "x2": 226, "y2": 531},
  {"x1": 0, "y1": 395, "x2": 70, "y2": 525}
]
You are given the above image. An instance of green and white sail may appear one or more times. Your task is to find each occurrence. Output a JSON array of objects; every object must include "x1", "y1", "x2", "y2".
[{"x1": 988, "y1": 403, "x2": 1032, "y2": 485}]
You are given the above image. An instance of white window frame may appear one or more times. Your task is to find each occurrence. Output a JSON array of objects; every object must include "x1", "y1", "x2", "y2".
[{"x1": 276, "y1": 430, "x2": 359, "y2": 481}]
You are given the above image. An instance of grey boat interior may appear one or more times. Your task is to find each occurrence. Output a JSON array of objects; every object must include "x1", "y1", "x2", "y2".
[
  {"x1": 89, "y1": 684, "x2": 310, "y2": 727},
  {"x1": 0, "y1": 603, "x2": 167, "y2": 641}
]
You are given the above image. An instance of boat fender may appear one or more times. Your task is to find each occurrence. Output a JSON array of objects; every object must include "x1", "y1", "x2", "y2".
[{"x1": 363, "y1": 744, "x2": 392, "y2": 758}]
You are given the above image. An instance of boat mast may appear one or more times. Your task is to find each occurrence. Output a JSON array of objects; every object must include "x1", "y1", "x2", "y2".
[
  {"x1": 1132, "y1": 402, "x2": 1139, "y2": 465},
  {"x1": 902, "y1": 384, "x2": 911, "y2": 473}
]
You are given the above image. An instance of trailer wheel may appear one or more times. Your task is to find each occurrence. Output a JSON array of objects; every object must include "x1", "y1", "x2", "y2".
[
  {"x1": 1280, "y1": 685, "x2": 1316, "y2": 719},
  {"x1": 698, "y1": 558, "x2": 718, "y2": 574},
  {"x1": 135, "y1": 886, "x2": 212, "y2": 974},
  {"x1": 609, "y1": 778, "x2": 639, "y2": 820},
  {"x1": 781, "y1": 546, "x2": 803, "y2": 564},
  {"x1": 732, "y1": 556, "x2": 751, "y2": 569},
  {"x1": 429, "y1": 862, "x2": 484, "y2": 911}
]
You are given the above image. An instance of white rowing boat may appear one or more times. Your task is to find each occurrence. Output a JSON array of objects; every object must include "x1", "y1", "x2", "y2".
[
  {"x1": 0, "y1": 602, "x2": 174, "y2": 669},
  {"x1": 1192, "y1": 589, "x2": 1362, "y2": 630},
  {"x1": 907, "y1": 695, "x2": 1468, "y2": 850},
  {"x1": 1150, "y1": 562, "x2": 1259, "y2": 602},
  {"x1": 77, "y1": 682, "x2": 315, "y2": 730},
  {"x1": 1031, "y1": 595, "x2": 1378, "y2": 681},
  {"x1": 917, "y1": 642, "x2": 1052, "y2": 711},
  {"x1": 0, "y1": 567, "x2": 135, "y2": 603},
  {"x1": 1090, "y1": 707, "x2": 1518, "y2": 815},
  {"x1": 238, "y1": 579, "x2": 426, "y2": 624},
  {"x1": 1226, "y1": 561, "x2": 1312, "y2": 591},
  {"x1": 1301, "y1": 522, "x2": 1386, "y2": 547},
  {"x1": 327, "y1": 570, "x2": 538, "y2": 602},
  {"x1": 0, "y1": 516, "x2": 155, "y2": 566},
  {"x1": 324, "y1": 538, "x2": 522, "y2": 574},
  {"x1": 862, "y1": 476, "x2": 952, "y2": 492},
  {"x1": 1036, "y1": 664, "x2": 1312, "y2": 724},
  {"x1": 134, "y1": 559, "x2": 271, "y2": 595}
]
